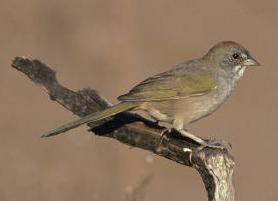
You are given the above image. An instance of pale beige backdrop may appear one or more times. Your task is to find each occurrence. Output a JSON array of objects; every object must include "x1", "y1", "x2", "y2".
[{"x1": 0, "y1": 0, "x2": 277, "y2": 201}]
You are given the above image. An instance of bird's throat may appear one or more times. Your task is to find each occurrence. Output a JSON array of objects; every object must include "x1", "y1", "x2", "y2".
[{"x1": 233, "y1": 65, "x2": 247, "y2": 80}]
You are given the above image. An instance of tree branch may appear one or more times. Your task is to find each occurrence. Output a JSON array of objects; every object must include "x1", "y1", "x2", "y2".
[{"x1": 11, "y1": 57, "x2": 235, "y2": 201}]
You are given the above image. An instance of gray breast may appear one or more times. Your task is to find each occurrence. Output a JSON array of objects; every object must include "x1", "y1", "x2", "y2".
[{"x1": 186, "y1": 74, "x2": 241, "y2": 123}]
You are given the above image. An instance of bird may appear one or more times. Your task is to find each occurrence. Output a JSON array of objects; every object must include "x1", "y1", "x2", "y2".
[{"x1": 42, "y1": 41, "x2": 260, "y2": 147}]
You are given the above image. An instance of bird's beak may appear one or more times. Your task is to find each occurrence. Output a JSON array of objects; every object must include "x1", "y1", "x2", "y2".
[{"x1": 242, "y1": 56, "x2": 260, "y2": 66}]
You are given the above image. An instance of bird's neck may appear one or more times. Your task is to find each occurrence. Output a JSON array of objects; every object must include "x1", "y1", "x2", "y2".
[{"x1": 215, "y1": 65, "x2": 247, "y2": 98}]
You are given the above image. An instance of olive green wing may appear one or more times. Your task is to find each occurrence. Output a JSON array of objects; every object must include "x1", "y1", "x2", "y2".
[{"x1": 118, "y1": 63, "x2": 217, "y2": 102}]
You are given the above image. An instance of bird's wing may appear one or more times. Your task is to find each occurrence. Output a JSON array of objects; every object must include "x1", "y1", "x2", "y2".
[{"x1": 118, "y1": 61, "x2": 217, "y2": 102}]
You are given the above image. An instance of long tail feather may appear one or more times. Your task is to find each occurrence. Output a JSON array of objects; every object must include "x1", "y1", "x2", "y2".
[{"x1": 41, "y1": 102, "x2": 136, "y2": 138}]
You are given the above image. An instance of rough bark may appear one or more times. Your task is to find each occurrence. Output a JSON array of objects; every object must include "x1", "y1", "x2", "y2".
[{"x1": 11, "y1": 57, "x2": 235, "y2": 201}]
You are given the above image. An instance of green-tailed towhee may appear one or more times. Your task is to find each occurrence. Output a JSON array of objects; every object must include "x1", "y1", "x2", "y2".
[{"x1": 42, "y1": 41, "x2": 260, "y2": 147}]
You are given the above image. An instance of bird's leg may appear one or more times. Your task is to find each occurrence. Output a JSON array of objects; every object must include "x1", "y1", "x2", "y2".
[
  {"x1": 177, "y1": 129, "x2": 206, "y2": 145},
  {"x1": 173, "y1": 119, "x2": 223, "y2": 149},
  {"x1": 178, "y1": 129, "x2": 225, "y2": 149}
]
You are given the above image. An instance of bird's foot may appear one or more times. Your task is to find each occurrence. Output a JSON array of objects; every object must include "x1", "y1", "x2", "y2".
[
  {"x1": 160, "y1": 128, "x2": 171, "y2": 137},
  {"x1": 197, "y1": 141, "x2": 226, "y2": 150},
  {"x1": 155, "y1": 128, "x2": 171, "y2": 153},
  {"x1": 197, "y1": 137, "x2": 232, "y2": 151},
  {"x1": 158, "y1": 128, "x2": 172, "y2": 145},
  {"x1": 177, "y1": 129, "x2": 227, "y2": 150}
]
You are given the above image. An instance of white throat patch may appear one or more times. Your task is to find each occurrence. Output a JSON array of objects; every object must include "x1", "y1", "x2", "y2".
[{"x1": 234, "y1": 65, "x2": 247, "y2": 79}]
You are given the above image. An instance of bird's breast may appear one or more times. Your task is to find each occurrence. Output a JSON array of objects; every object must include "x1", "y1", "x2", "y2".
[{"x1": 179, "y1": 75, "x2": 241, "y2": 124}]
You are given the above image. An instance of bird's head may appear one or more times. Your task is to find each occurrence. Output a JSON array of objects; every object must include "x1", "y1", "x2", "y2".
[{"x1": 205, "y1": 41, "x2": 260, "y2": 77}]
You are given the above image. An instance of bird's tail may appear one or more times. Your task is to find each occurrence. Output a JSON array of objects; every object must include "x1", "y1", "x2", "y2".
[{"x1": 41, "y1": 102, "x2": 137, "y2": 138}]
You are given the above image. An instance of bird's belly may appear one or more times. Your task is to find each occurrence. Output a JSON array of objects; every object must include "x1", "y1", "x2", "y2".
[{"x1": 180, "y1": 93, "x2": 227, "y2": 123}]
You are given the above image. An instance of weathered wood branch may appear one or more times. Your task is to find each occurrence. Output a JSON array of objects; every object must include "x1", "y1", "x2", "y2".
[{"x1": 11, "y1": 57, "x2": 235, "y2": 201}]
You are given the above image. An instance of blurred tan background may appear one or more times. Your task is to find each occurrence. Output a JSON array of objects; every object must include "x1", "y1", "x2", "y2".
[{"x1": 0, "y1": 0, "x2": 277, "y2": 200}]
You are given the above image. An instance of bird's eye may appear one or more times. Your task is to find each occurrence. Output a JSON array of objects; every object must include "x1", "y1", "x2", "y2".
[{"x1": 232, "y1": 53, "x2": 240, "y2": 59}]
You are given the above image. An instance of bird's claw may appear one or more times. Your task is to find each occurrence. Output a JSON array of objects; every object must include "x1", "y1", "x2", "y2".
[
  {"x1": 197, "y1": 141, "x2": 226, "y2": 151},
  {"x1": 160, "y1": 128, "x2": 171, "y2": 137},
  {"x1": 158, "y1": 128, "x2": 171, "y2": 144}
]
